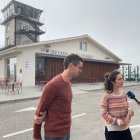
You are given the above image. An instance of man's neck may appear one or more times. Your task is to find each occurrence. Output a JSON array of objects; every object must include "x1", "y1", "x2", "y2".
[{"x1": 61, "y1": 70, "x2": 72, "y2": 82}]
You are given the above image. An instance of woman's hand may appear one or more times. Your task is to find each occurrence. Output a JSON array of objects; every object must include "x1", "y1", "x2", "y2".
[
  {"x1": 123, "y1": 108, "x2": 134, "y2": 126},
  {"x1": 128, "y1": 108, "x2": 134, "y2": 117},
  {"x1": 123, "y1": 112, "x2": 131, "y2": 126}
]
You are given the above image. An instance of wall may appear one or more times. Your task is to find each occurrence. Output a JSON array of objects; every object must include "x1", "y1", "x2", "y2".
[
  {"x1": 0, "y1": 59, "x2": 5, "y2": 79},
  {"x1": 21, "y1": 47, "x2": 35, "y2": 86},
  {"x1": 16, "y1": 53, "x2": 23, "y2": 82},
  {"x1": 37, "y1": 38, "x2": 117, "y2": 62},
  {"x1": 5, "y1": 19, "x2": 15, "y2": 45}
]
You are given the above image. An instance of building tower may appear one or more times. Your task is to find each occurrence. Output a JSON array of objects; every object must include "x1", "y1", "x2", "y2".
[{"x1": 1, "y1": 0, "x2": 45, "y2": 49}]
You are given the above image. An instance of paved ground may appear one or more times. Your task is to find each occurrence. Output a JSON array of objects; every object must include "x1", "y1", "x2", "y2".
[
  {"x1": 0, "y1": 84, "x2": 140, "y2": 140},
  {"x1": 0, "y1": 81, "x2": 140, "y2": 104}
]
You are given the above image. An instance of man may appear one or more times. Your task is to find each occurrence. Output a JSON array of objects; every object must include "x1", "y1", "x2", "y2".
[{"x1": 33, "y1": 54, "x2": 84, "y2": 140}]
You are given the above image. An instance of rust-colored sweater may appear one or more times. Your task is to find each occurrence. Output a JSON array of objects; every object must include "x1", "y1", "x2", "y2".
[{"x1": 33, "y1": 74, "x2": 72, "y2": 139}]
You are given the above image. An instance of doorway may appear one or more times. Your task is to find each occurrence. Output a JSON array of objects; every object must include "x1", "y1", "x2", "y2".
[{"x1": 6, "y1": 57, "x2": 17, "y2": 81}]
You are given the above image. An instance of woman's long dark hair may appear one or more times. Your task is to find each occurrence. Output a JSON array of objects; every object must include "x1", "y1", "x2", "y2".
[{"x1": 104, "y1": 70, "x2": 120, "y2": 93}]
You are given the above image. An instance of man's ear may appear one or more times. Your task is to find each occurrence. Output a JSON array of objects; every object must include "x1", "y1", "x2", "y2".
[
  {"x1": 70, "y1": 63, "x2": 74, "y2": 67},
  {"x1": 68, "y1": 63, "x2": 74, "y2": 69}
]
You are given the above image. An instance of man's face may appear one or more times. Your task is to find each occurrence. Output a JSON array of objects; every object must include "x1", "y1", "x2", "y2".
[{"x1": 71, "y1": 61, "x2": 83, "y2": 78}]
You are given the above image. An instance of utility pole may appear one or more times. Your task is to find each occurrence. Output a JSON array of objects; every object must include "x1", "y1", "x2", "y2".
[
  {"x1": 128, "y1": 65, "x2": 132, "y2": 82},
  {"x1": 122, "y1": 66, "x2": 124, "y2": 80},
  {"x1": 137, "y1": 65, "x2": 139, "y2": 82}
]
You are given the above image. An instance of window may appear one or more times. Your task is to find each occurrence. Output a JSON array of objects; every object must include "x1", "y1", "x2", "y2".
[
  {"x1": 17, "y1": 7, "x2": 22, "y2": 14},
  {"x1": 4, "y1": 11, "x2": 8, "y2": 19},
  {"x1": 6, "y1": 37, "x2": 10, "y2": 46},
  {"x1": 6, "y1": 24, "x2": 10, "y2": 32},
  {"x1": 16, "y1": 36, "x2": 21, "y2": 45},
  {"x1": 16, "y1": 22, "x2": 21, "y2": 31},
  {"x1": 34, "y1": 11, "x2": 38, "y2": 19},
  {"x1": 10, "y1": 4, "x2": 15, "y2": 15},
  {"x1": 21, "y1": 25, "x2": 26, "y2": 31},
  {"x1": 80, "y1": 41, "x2": 87, "y2": 51}
]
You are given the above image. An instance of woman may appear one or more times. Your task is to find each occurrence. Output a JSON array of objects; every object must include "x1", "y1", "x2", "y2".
[{"x1": 100, "y1": 70, "x2": 134, "y2": 140}]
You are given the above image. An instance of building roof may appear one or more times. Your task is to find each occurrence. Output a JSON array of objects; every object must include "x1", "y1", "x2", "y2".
[
  {"x1": 1, "y1": 0, "x2": 43, "y2": 25},
  {"x1": 1, "y1": 0, "x2": 43, "y2": 13},
  {"x1": 0, "y1": 34, "x2": 122, "y2": 61}
]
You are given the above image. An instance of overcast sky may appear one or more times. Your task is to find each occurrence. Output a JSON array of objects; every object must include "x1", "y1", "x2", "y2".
[{"x1": 0, "y1": 0, "x2": 140, "y2": 66}]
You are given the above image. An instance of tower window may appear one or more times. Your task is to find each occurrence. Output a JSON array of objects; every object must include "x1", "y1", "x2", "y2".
[
  {"x1": 6, "y1": 37, "x2": 10, "y2": 46},
  {"x1": 6, "y1": 24, "x2": 10, "y2": 32},
  {"x1": 16, "y1": 22, "x2": 21, "y2": 31},
  {"x1": 16, "y1": 36, "x2": 21, "y2": 45},
  {"x1": 17, "y1": 7, "x2": 22, "y2": 14}
]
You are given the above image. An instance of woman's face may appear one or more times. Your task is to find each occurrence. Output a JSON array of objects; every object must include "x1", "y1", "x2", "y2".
[{"x1": 113, "y1": 73, "x2": 124, "y2": 88}]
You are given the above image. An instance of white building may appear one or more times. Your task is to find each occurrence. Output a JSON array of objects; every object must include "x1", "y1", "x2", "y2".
[{"x1": 0, "y1": 34, "x2": 125, "y2": 86}]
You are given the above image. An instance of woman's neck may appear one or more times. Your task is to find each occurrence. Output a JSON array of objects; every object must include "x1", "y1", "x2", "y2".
[{"x1": 112, "y1": 88, "x2": 122, "y2": 95}]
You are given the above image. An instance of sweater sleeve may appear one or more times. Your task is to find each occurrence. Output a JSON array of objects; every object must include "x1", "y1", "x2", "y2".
[
  {"x1": 100, "y1": 93, "x2": 117, "y2": 125},
  {"x1": 33, "y1": 82, "x2": 57, "y2": 139}
]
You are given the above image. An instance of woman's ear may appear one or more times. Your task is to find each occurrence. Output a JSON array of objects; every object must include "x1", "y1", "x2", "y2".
[{"x1": 111, "y1": 81, "x2": 115, "y2": 84}]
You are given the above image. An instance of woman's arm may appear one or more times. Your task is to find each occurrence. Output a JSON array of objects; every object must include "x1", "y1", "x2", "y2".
[{"x1": 123, "y1": 108, "x2": 134, "y2": 126}]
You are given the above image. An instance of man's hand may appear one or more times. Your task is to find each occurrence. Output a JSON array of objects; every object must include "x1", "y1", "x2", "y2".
[{"x1": 34, "y1": 112, "x2": 46, "y2": 124}]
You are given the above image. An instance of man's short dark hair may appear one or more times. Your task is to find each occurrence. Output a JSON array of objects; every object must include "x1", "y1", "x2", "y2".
[{"x1": 63, "y1": 54, "x2": 84, "y2": 69}]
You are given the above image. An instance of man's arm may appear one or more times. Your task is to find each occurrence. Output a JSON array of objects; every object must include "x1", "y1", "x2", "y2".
[{"x1": 33, "y1": 83, "x2": 56, "y2": 139}]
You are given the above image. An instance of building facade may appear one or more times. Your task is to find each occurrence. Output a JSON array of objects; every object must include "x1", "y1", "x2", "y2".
[{"x1": 0, "y1": 35, "x2": 122, "y2": 86}]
